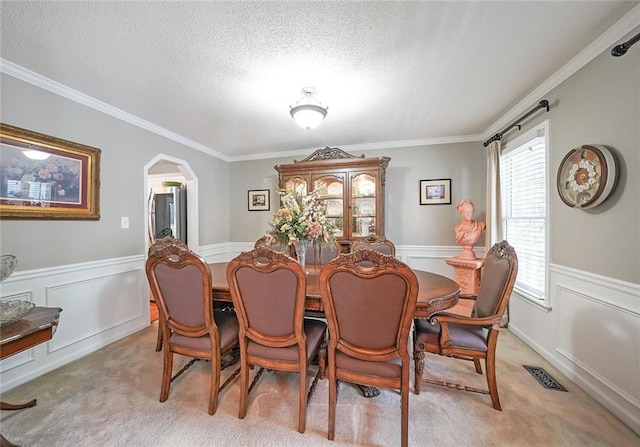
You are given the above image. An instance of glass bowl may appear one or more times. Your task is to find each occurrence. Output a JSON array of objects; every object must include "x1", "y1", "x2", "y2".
[{"x1": 0, "y1": 300, "x2": 35, "y2": 326}]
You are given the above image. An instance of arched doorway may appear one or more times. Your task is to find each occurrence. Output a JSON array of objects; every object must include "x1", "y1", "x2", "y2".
[
  {"x1": 143, "y1": 154, "x2": 199, "y2": 256},
  {"x1": 143, "y1": 155, "x2": 199, "y2": 323}
]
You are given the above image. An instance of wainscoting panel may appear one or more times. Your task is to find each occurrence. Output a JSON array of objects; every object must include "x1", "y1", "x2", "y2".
[
  {"x1": 199, "y1": 242, "x2": 237, "y2": 263},
  {"x1": 46, "y1": 270, "x2": 144, "y2": 353},
  {"x1": 508, "y1": 263, "x2": 640, "y2": 435},
  {"x1": 0, "y1": 255, "x2": 148, "y2": 392}
]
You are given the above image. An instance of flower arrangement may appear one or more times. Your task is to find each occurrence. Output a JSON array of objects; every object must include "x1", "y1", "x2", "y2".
[{"x1": 265, "y1": 185, "x2": 337, "y2": 248}]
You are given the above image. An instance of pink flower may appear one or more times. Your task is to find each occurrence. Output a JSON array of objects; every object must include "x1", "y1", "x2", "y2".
[{"x1": 38, "y1": 169, "x2": 52, "y2": 180}]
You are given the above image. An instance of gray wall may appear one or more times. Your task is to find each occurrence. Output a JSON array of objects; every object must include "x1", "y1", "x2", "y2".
[
  {"x1": 3, "y1": 21, "x2": 638, "y2": 284},
  {"x1": 229, "y1": 142, "x2": 486, "y2": 247},
  {"x1": 506, "y1": 25, "x2": 639, "y2": 284},
  {"x1": 0, "y1": 74, "x2": 230, "y2": 270}
]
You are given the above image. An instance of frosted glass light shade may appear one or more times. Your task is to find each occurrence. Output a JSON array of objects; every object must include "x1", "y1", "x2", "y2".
[{"x1": 290, "y1": 104, "x2": 328, "y2": 129}]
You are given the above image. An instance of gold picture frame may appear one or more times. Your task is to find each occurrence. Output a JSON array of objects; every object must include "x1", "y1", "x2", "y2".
[{"x1": 0, "y1": 123, "x2": 101, "y2": 220}]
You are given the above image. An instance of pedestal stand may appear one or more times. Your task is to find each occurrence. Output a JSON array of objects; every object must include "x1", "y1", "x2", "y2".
[{"x1": 445, "y1": 256, "x2": 485, "y2": 296}]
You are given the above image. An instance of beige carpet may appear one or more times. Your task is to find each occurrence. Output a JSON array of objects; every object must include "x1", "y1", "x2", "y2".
[{"x1": 1, "y1": 324, "x2": 638, "y2": 447}]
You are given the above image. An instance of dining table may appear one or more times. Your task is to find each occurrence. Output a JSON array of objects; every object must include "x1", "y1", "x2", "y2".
[
  {"x1": 209, "y1": 262, "x2": 460, "y2": 319},
  {"x1": 209, "y1": 261, "x2": 460, "y2": 397}
]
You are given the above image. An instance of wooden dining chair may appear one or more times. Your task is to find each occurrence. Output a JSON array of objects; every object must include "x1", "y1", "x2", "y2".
[
  {"x1": 226, "y1": 246, "x2": 327, "y2": 433},
  {"x1": 319, "y1": 249, "x2": 419, "y2": 447},
  {"x1": 350, "y1": 235, "x2": 396, "y2": 256},
  {"x1": 145, "y1": 237, "x2": 240, "y2": 415},
  {"x1": 148, "y1": 236, "x2": 172, "y2": 352},
  {"x1": 413, "y1": 240, "x2": 518, "y2": 410}
]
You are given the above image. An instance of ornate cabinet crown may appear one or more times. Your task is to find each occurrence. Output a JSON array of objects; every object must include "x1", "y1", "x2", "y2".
[{"x1": 275, "y1": 147, "x2": 390, "y2": 251}]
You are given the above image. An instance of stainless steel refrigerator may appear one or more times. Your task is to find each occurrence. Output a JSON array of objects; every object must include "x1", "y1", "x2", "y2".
[{"x1": 149, "y1": 185, "x2": 187, "y2": 243}]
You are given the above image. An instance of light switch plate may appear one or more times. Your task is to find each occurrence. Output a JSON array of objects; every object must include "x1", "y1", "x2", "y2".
[{"x1": 121, "y1": 217, "x2": 129, "y2": 229}]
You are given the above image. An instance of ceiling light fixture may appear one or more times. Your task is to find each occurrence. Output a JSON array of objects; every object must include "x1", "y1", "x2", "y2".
[{"x1": 289, "y1": 87, "x2": 328, "y2": 130}]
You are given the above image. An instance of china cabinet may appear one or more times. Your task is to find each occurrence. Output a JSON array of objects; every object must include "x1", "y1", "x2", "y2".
[{"x1": 275, "y1": 147, "x2": 390, "y2": 251}]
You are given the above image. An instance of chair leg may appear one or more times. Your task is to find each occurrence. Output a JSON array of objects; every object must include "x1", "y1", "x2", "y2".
[
  {"x1": 328, "y1": 368, "x2": 336, "y2": 440},
  {"x1": 298, "y1": 365, "x2": 307, "y2": 433},
  {"x1": 239, "y1": 359, "x2": 249, "y2": 419},
  {"x1": 160, "y1": 350, "x2": 173, "y2": 402},
  {"x1": 208, "y1": 351, "x2": 221, "y2": 415},
  {"x1": 485, "y1": 350, "x2": 501, "y2": 411},
  {"x1": 413, "y1": 350, "x2": 425, "y2": 395},
  {"x1": 318, "y1": 340, "x2": 327, "y2": 380},
  {"x1": 473, "y1": 358, "x2": 482, "y2": 374},
  {"x1": 155, "y1": 319, "x2": 163, "y2": 352},
  {"x1": 401, "y1": 372, "x2": 409, "y2": 447}
]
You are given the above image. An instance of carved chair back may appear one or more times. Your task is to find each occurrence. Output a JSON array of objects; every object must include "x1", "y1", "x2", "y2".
[
  {"x1": 350, "y1": 235, "x2": 396, "y2": 256},
  {"x1": 473, "y1": 241, "x2": 518, "y2": 319}
]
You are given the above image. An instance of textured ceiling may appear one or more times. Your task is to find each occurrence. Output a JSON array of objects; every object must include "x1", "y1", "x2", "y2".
[{"x1": 1, "y1": 1, "x2": 638, "y2": 161}]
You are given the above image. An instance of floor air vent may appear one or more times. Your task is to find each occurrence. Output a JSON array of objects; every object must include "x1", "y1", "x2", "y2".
[{"x1": 523, "y1": 365, "x2": 567, "y2": 391}]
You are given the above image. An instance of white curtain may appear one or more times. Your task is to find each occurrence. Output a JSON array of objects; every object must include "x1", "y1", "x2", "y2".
[
  {"x1": 485, "y1": 140, "x2": 503, "y2": 253},
  {"x1": 485, "y1": 139, "x2": 508, "y2": 326}
]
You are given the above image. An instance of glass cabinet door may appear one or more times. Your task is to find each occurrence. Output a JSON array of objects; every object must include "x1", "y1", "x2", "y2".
[
  {"x1": 314, "y1": 174, "x2": 344, "y2": 238},
  {"x1": 350, "y1": 173, "x2": 377, "y2": 238},
  {"x1": 284, "y1": 175, "x2": 308, "y2": 196}
]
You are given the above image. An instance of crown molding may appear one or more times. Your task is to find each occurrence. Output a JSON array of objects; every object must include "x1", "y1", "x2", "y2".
[
  {"x1": 483, "y1": 4, "x2": 640, "y2": 141},
  {"x1": 228, "y1": 134, "x2": 484, "y2": 162},
  {"x1": 0, "y1": 58, "x2": 232, "y2": 162}
]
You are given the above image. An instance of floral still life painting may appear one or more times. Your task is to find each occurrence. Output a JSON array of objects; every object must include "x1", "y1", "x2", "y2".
[{"x1": 1, "y1": 147, "x2": 82, "y2": 204}]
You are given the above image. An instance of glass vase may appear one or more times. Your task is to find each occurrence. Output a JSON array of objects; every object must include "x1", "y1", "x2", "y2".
[{"x1": 294, "y1": 239, "x2": 308, "y2": 271}]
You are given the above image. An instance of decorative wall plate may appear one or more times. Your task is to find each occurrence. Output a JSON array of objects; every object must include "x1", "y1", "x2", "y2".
[{"x1": 557, "y1": 144, "x2": 618, "y2": 209}]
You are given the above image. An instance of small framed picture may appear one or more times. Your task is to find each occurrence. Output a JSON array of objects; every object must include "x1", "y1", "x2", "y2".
[
  {"x1": 248, "y1": 189, "x2": 270, "y2": 211},
  {"x1": 420, "y1": 179, "x2": 451, "y2": 205}
]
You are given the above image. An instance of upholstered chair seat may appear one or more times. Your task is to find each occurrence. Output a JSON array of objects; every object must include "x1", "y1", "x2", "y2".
[{"x1": 414, "y1": 319, "x2": 489, "y2": 351}]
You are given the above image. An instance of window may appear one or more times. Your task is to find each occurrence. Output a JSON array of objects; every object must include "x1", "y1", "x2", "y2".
[{"x1": 500, "y1": 124, "x2": 548, "y2": 302}]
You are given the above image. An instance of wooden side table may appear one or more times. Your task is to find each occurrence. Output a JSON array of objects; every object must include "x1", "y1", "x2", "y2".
[{"x1": 0, "y1": 307, "x2": 62, "y2": 447}]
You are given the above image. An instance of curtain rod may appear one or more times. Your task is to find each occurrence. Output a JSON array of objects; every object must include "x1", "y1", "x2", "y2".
[
  {"x1": 483, "y1": 100, "x2": 549, "y2": 147},
  {"x1": 611, "y1": 31, "x2": 640, "y2": 57}
]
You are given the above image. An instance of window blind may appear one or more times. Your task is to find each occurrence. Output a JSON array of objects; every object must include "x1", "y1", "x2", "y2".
[{"x1": 501, "y1": 136, "x2": 546, "y2": 300}]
